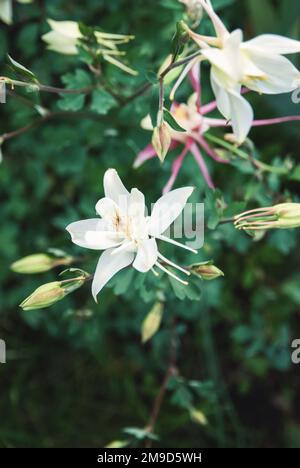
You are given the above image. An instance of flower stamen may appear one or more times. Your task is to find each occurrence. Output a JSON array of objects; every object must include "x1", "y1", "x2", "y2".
[
  {"x1": 157, "y1": 252, "x2": 190, "y2": 276},
  {"x1": 156, "y1": 234, "x2": 198, "y2": 254},
  {"x1": 155, "y1": 261, "x2": 189, "y2": 285}
]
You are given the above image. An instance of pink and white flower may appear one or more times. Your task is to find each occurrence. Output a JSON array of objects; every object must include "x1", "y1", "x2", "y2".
[{"x1": 135, "y1": 62, "x2": 300, "y2": 192}]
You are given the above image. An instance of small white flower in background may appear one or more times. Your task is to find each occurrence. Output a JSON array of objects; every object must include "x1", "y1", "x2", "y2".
[
  {"x1": 42, "y1": 19, "x2": 137, "y2": 75},
  {"x1": 0, "y1": 0, "x2": 32, "y2": 25},
  {"x1": 42, "y1": 20, "x2": 81, "y2": 55},
  {"x1": 187, "y1": 0, "x2": 300, "y2": 143},
  {"x1": 66, "y1": 169, "x2": 197, "y2": 301}
]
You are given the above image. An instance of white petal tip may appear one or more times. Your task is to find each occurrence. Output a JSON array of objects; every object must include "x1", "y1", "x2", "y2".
[
  {"x1": 132, "y1": 160, "x2": 141, "y2": 169},
  {"x1": 106, "y1": 168, "x2": 117, "y2": 175},
  {"x1": 92, "y1": 292, "x2": 98, "y2": 303}
]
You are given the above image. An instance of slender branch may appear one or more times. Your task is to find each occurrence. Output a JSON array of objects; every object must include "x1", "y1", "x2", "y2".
[
  {"x1": 218, "y1": 217, "x2": 236, "y2": 225},
  {"x1": 0, "y1": 110, "x2": 106, "y2": 143},
  {"x1": 122, "y1": 82, "x2": 153, "y2": 105},
  {"x1": 160, "y1": 50, "x2": 202, "y2": 80},
  {"x1": 1, "y1": 50, "x2": 202, "y2": 146},
  {"x1": 2, "y1": 78, "x2": 97, "y2": 95},
  {"x1": 6, "y1": 89, "x2": 45, "y2": 111},
  {"x1": 154, "y1": 50, "x2": 202, "y2": 127},
  {"x1": 0, "y1": 115, "x2": 50, "y2": 142},
  {"x1": 145, "y1": 317, "x2": 178, "y2": 447},
  {"x1": 157, "y1": 77, "x2": 165, "y2": 126}
]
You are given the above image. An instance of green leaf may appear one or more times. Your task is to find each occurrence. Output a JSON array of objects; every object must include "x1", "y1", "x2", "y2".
[
  {"x1": 205, "y1": 188, "x2": 225, "y2": 229},
  {"x1": 223, "y1": 201, "x2": 247, "y2": 218},
  {"x1": 78, "y1": 22, "x2": 97, "y2": 41},
  {"x1": 289, "y1": 165, "x2": 300, "y2": 181},
  {"x1": 169, "y1": 276, "x2": 201, "y2": 301},
  {"x1": 7, "y1": 54, "x2": 38, "y2": 83},
  {"x1": 58, "y1": 94, "x2": 85, "y2": 111},
  {"x1": 58, "y1": 70, "x2": 92, "y2": 112},
  {"x1": 90, "y1": 89, "x2": 117, "y2": 115},
  {"x1": 112, "y1": 268, "x2": 134, "y2": 295},
  {"x1": 61, "y1": 69, "x2": 92, "y2": 89},
  {"x1": 212, "y1": 0, "x2": 236, "y2": 10},
  {"x1": 171, "y1": 385, "x2": 193, "y2": 409},
  {"x1": 163, "y1": 108, "x2": 186, "y2": 132},
  {"x1": 123, "y1": 427, "x2": 158, "y2": 441}
]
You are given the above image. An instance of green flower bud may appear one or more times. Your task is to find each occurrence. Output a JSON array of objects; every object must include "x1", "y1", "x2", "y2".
[
  {"x1": 234, "y1": 203, "x2": 300, "y2": 231},
  {"x1": 273, "y1": 203, "x2": 300, "y2": 228},
  {"x1": 19, "y1": 282, "x2": 66, "y2": 310},
  {"x1": 190, "y1": 261, "x2": 224, "y2": 280},
  {"x1": 141, "y1": 302, "x2": 164, "y2": 343},
  {"x1": 190, "y1": 408, "x2": 208, "y2": 426},
  {"x1": 20, "y1": 277, "x2": 86, "y2": 311},
  {"x1": 11, "y1": 253, "x2": 72, "y2": 274},
  {"x1": 152, "y1": 123, "x2": 172, "y2": 162}
]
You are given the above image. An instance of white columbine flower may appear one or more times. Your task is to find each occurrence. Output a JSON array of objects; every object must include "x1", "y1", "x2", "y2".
[
  {"x1": 66, "y1": 169, "x2": 197, "y2": 301},
  {"x1": 187, "y1": 0, "x2": 300, "y2": 143},
  {"x1": 42, "y1": 19, "x2": 137, "y2": 75}
]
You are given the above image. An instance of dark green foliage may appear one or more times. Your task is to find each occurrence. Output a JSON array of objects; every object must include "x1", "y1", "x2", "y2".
[{"x1": 1, "y1": 0, "x2": 300, "y2": 449}]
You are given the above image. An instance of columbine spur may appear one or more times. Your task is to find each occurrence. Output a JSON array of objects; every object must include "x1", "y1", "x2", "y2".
[{"x1": 66, "y1": 169, "x2": 197, "y2": 301}]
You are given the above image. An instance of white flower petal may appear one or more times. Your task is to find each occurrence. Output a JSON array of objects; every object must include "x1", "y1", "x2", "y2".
[
  {"x1": 128, "y1": 188, "x2": 145, "y2": 220},
  {"x1": 0, "y1": 0, "x2": 12, "y2": 25},
  {"x1": 211, "y1": 72, "x2": 253, "y2": 143},
  {"x1": 243, "y1": 34, "x2": 300, "y2": 55},
  {"x1": 241, "y1": 52, "x2": 300, "y2": 94},
  {"x1": 141, "y1": 114, "x2": 153, "y2": 131},
  {"x1": 92, "y1": 248, "x2": 134, "y2": 301},
  {"x1": 96, "y1": 197, "x2": 121, "y2": 220},
  {"x1": 210, "y1": 69, "x2": 232, "y2": 120},
  {"x1": 133, "y1": 239, "x2": 158, "y2": 273},
  {"x1": 227, "y1": 89, "x2": 253, "y2": 143},
  {"x1": 103, "y1": 169, "x2": 129, "y2": 210},
  {"x1": 148, "y1": 187, "x2": 194, "y2": 236},
  {"x1": 128, "y1": 188, "x2": 148, "y2": 240},
  {"x1": 201, "y1": 48, "x2": 234, "y2": 82},
  {"x1": 47, "y1": 19, "x2": 80, "y2": 39},
  {"x1": 201, "y1": 30, "x2": 243, "y2": 85},
  {"x1": 85, "y1": 231, "x2": 124, "y2": 249},
  {"x1": 200, "y1": 0, "x2": 229, "y2": 42},
  {"x1": 66, "y1": 219, "x2": 108, "y2": 250},
  {"x1": 42, "y1": 31, "x2": 78, "y2": 54}
]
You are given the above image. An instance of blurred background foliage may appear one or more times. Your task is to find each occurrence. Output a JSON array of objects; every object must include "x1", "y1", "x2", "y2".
[{"x1": 1, "y1": 0, "x2": 300, "y2": 448}]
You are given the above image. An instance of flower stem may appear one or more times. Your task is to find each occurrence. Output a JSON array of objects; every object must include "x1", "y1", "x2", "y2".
[{"x1": 145, "y1": 316, "x2": 177, "y2": 447}]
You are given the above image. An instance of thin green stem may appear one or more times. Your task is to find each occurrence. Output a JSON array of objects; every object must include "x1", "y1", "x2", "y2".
[{"x1": 205, "y1": 133, "x2": 288, "y2": 176}]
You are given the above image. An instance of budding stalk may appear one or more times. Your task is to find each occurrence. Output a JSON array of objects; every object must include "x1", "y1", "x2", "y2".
[
  {"x1": 19, "y1": 276, "x2": 87, "y2": 311},
  {"x1": 234, "y1": 203, "x2": 300, "y2": 231},
  {"x1": 190, "y1": 261, "x2": 224, "y2": 280},
  {"x1": 152, "y1": 122, "x2": 172, "y2": 162},
  {"x1": 11, "y1": 253, "x2": 73, "y2": 274}
]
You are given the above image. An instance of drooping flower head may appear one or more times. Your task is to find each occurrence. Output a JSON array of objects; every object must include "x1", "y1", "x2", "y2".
[
  {"x1": 185, "y1": 0, "x2": 300, "y2": 142},
  {"x1": 66, "y1": 169, "x2": 197, "y2": 301},
  {"x1": 42, "y1": 19, "x2": 137, "y2": 75}
]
